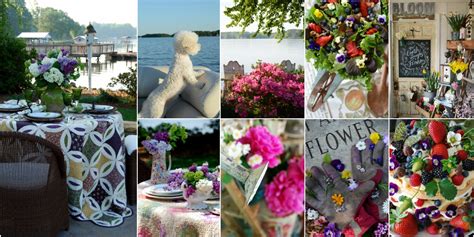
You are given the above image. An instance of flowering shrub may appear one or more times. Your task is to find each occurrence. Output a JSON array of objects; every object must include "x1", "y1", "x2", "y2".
[
  {"x1": 264, "y1": 156, "x2": 304, "y2": 217},
  {"x1": 225, "y1": 62, "x2": 304, "y2": 118},
  {"x1": 26, "y1": 49, "x2": 81, "y2": 88}
]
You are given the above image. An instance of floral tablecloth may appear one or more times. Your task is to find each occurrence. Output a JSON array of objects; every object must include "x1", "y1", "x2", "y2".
[
  {"x1": 138, "y1": 180, "x2": 220, "y2": 237},
  {"x1": 0, "y1": 112, "x2": 132, "y2": 227}
]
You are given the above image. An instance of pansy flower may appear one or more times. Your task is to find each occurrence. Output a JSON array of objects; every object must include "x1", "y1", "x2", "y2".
[
  {"x1": 426, "y1": 206, "x2": 441, "y2": 219},
  {"x1": 378, "y1": 15, "x2": 387, "y2": 24},
  {"x1": 389, "y1": 183, "x2": 398, "y2": 196},
  {"x1": 415, "y1": 208, "x2": 428, "y2": 222},
  {"x1": 445, "y1": 205, "x2": 457, "y2": 218},
  {"x1": 420, "y1": 139, "x2": 431, "y2": 150},
  {"x1": 432, "y1": 155, "x2": 442, "y2": 167},
  {"x1": 389, "y1": 156, "x2": 399, "y2": 171},
  {"x1": 330, "y1": 159, "x2": 345, "y2": 172}
]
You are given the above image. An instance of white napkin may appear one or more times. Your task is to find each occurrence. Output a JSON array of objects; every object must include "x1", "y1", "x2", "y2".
[
  {"x1": 4, "y1": 99, "x2": 27, "y2": 107},
  {"x1": 17, "y1": 104, "x2": 45, "y2": 115}
]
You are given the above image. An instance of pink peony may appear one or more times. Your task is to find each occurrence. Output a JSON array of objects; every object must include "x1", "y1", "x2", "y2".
[
  {"x1": 238, "y1": 126, "x2": 283, "y2": 168},
  {"x1": 287, "y1": 156, "x2": 304, "y2": 183},
  {"x1": 264, "y1": 164, "x2": 304, "y2": 217}
]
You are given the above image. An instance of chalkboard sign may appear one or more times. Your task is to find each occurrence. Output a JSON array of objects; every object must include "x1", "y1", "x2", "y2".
[{"x1": 398, "y1": 40, "x2": 431, "y2": 77}]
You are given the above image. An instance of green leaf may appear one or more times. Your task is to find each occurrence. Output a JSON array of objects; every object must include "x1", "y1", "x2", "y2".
[
  {"x1": 322, "y1": 153, "x2": 332, "y2": 164},
  {"x1": 425, "y1": 180, "x2": 439, "y2": 197},
  {"x1": 404, "y1": 134, "x2": 421, "y2": 147},
  {"x1": 439, "y1": 178, "x2": 457, "y2": 201},
  {"x1": 393, "y1": 122, "x2": 407, "y2": 141}
]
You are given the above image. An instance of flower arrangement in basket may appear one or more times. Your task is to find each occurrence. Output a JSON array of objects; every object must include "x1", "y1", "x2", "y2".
[
  {"x1": 221, "y1": 121, "x2": 304, "y2": 234},
  {"x1": 305, "y1": 0, "x2": 388, "y2": 90},
  {"x1": 141, "y1": 124, "x2": 188, "y2": 184},
  {"x1": 25, "y1": 49, "x2": 82, "y2": 112},
  {"x1": 225, "y1": 62, "x2": 304, "y2": 118},
  {"x1": 421, "y1": 69, "x2": 440, "y2": 103},
  {"x1": 446, "y1": 12, "x2": 468, "y2": 40}
]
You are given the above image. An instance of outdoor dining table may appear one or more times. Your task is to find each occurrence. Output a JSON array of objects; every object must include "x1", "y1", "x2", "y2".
[
  {"x1": 137, "y1": 180, "x2": 220, "y2": 237},
  {"x1": 0, "y1": 111, "x2": 132, "y2": 227}
]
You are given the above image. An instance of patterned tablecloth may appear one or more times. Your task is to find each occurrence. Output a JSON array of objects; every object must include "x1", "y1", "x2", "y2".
[
  {"x1": 0, "y1": 112, "x2": 132, "y2": 227},
  {"x1": 137, "y1": 180, "x2": 220, "y2": 237}
]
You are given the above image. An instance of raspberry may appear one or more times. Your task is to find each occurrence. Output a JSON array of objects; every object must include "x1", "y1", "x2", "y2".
[{"x1": 410, "y1": 173, "x2": 422, "y2": 186}]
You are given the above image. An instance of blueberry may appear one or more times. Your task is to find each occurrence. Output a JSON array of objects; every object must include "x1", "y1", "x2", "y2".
[
  {"x1": 345, "y1": 8, "x2": 351, "y2": 14},
  {"x1": 434, "y1": 200, "x2": 441, "y2": 206},
  {"x1": 463, "y1": 171, "x2": 469, "y2": 177},
  {"x1": 339, "y1": 16, "x2": 345, "y2": 21},
  {"x1": 413, "y1": 144, "x2": 420, "y2": 149},
  {"x1": 354, "y1": 8, "x2": 359, "y2": 13},
  {"x1": 333, "y1": 25, "x2": 338, "y2": 30},
  {"x1": 354, "y1": 24, "x2": 359, "y2": 30}
]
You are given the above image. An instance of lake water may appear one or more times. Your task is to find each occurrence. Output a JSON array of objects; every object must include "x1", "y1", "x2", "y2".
[
  {"x1": 138, "y1": 37, "x2": 220, "y2": 72},
  {"x1": 220, "y1": 39, "x2": 304, "y2": 77},
  {"x1": 75, "y1": 57, "x2": 136, "y2": 90}
]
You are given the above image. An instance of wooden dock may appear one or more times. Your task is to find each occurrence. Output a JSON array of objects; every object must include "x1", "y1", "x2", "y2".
[
  {"x1": 26, "y1": 43, "x2": 116, "y2": 58},
  {"x1": 109, "y1": 52, "x2": 137, "y2": 60}
]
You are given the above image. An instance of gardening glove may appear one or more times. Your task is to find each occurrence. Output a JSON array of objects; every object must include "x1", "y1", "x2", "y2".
[
  {"x1": 351, "y1": 138, "x2": 389, "y2": 221},
  {"x1": 306, "y1": 163, "x2": 376, "y2": 230}
]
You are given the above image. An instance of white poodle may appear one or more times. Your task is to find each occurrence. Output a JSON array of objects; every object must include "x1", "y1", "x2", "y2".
[{"x1": 139, "y1": 31, "x2": 205, "y2": 118}]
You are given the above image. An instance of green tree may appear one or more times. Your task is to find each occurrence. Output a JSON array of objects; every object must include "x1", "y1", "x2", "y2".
[
  {"x1": 108, "y1": 65, "x2": 137, "y2": 102},
  {"x1": 32, "y1": 7, "x2": 83, "y2": 40},
  {"x1": 1, "y1": 0, "x2": 35, "y2": 35},
  {"x1": 224, "y1": 0, "x2": 303, "y2": 40}
]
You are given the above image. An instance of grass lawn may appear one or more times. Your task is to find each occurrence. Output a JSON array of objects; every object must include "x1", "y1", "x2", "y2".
[{"x1": 117, "y1": 107, "x2": 137, "y2": 121}]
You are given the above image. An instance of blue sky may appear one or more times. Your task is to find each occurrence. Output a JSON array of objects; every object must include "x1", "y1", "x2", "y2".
[{"x1": 138, "y1": 0, "x2": 219, "y2": 35}]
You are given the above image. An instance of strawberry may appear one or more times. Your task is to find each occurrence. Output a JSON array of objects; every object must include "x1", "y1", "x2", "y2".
[
  {"x1": 366, "y1": 28, "x2": 378, "y2": 35},
  {"x1": 456, "y1": 129, "x2": 465, "y2": 136},
  {"x1": 346, "y1": 40, "x2": 364, "y2": 58},
  {"x1": 457, "y1": 150, "x2": 468, "y2": 161},
  {"x1": 410, "y1": 173, "x2": 422, "y2": 186},
  {"x1": 426, "y1": 223, "x2": 440, "y2": 235},
  {"x1": 431, "y1": 144, "x2": 449, "y2": 159},
  {"x1": 452, "y1": 174, "x2": 464, "y2": 186},
  {"x1": 425, "y1": 159, "x2": 433, "y2": 171},
  {"x1": 428, "y1": 121, "x2": 447, "y2": 144},
  {"x1": 410, "y1": 120, "x2": 416, "y2": 128},
  {"x1": 394, "y1": 213, "x2": 419, "y2": 237},
  {"x1": 450, "y1": 214, "x2": 471, "y2": 231},
  {"x1": 360, "y1": 0, "x2": 369, "y2": 17},
  {"x1": 308, "y1": 23, "x2": 322, "y2": 34},
  {"x1": 415, "y1": 199, "x2": 424, "y2": 207},
  {"x1": 316, "y1": 35, "x2": 333, "y2": 47}
]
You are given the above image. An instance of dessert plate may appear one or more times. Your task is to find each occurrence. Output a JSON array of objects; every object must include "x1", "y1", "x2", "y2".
[{"x1": 144, "y1": 184, "x2": 182, "y2": 197}]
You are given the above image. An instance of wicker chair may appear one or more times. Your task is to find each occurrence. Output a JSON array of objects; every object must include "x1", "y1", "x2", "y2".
[{"x1": 0, "y1": 132, "x2": 69, "y2": 237}]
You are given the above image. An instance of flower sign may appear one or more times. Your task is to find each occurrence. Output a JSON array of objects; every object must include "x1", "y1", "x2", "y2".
[
  {"x1": 26, "y1": 49, "x2": 82, "y2": 88},
  {"x1": 306, "y1": 0, "x2": 388, "y2": 90}
]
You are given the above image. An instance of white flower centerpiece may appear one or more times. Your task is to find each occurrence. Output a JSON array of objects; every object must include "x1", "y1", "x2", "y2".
[
  {"x1": 26, "y1": 49, "x2": 81, "y2": 112},
  {"x1": 181, "y1": 163, "x2": 220, "y2": 210}
]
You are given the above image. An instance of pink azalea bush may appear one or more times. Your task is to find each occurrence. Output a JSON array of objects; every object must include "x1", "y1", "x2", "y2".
[
  {"x1": 226, "y1": 62, "x2": 304, "y2": 118},
  {"x1": 238, "y1": 125, "x2": 284, "y2": 168},
  {"x1": 264, "y1": 156, "x2": 304, "y2": 217}
]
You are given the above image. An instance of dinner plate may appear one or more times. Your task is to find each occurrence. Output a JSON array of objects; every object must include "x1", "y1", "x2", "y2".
[
  {"x1": 0, "y1": 103, "x2": 25, "y2": 112},
  {"x1": 84, "y1": 105, "x2": 116, "y2": 114},
  {"x1": 27, "y1": 112, "x2": 62, "y2": 119},
  {"x1": 143, "y1": 192, "x2": 184, "y2": 200},
  {"x1": 144, "y1": 184, "x2": 182, "y2": 197}
]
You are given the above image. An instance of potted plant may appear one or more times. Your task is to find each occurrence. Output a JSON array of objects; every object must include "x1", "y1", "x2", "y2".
[
  {"x1": 446, "y1": 13, "x2": 467, "y2": 40},
  {"x1": 422, "y1": 69, "x2": 440, "y2": 103},
  {"x1": 26, "y1": 49, "x2": 81, "y2": 112},
  {"x1": 449, "y1": 59, "x2": 468, "y2": 81}
]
